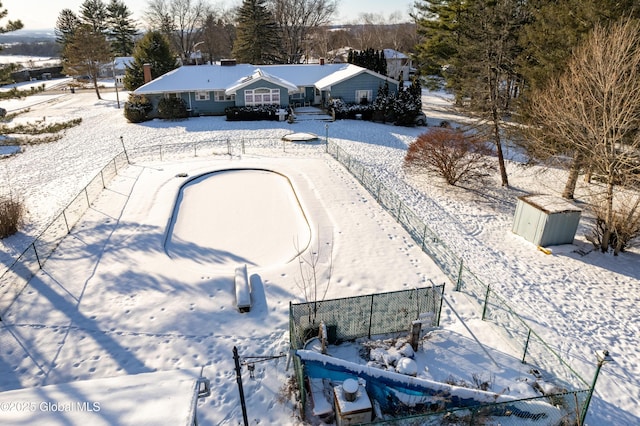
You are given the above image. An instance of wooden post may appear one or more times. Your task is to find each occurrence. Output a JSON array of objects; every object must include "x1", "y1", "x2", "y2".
[{"x1": 410, "y1": 320, "x2": 421, "y2": 351}]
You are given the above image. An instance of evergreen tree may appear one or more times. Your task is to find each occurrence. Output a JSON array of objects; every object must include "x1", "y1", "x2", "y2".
[
  {"x1": 348, "y1": 48, "x2": 387, "y2": 75},
  {"x1": 412, "y1": 0, "x2": 466, "y2": 76},
  {"x1": 201, "y1": 11, "x2": 236, "y2": 63},
  {"x1": 519, "y1": 0, "x2": 640, "y2": 91},
  {"x1": 233, "y1": 0, "x2": 279, "y2": 64},
  {"x1": 393, "y1": 78, "x2": 422, "y2": 125},
  {"x1": 0, "y1": 1, "x2": 23, "y2": 35},
  {"x1": 454, "y1": 0, "x2": 528, "y2": 187},
  {"x1": 80, "y1": 0, "x2": 109, "y2": 34},
  {"x1": 378, "y1": 49, "x2": 387, "y2": 76},
  {"x1": 55, "y1": 9, "x2": 81, "y2": 58},
  {"x1": 107, "y1": 0, "x2": 138, "y2": 57},
  {"x1": 123, "y1": 31, "x2": 177, "y2": 90},
  {"x1": 373, "y1": 81, "x2": 394, "y2": 122},
  {"x1": 62, "y1": 24, "x2": 112, "y2": 99}
]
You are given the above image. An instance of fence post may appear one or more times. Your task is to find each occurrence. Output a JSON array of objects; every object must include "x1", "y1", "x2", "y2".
[
  {"x1": 233, "y1": 346, "x2": 249, "y2": 426},
  {"x1": 481, "y1": 285, "x2": 491, "y2": 321},
  {"x1": 194, "y1": 141, "x2": 198, "y2": 157},
  {"x1": 33, "y1": 242, "x2": 42, "y2": 269},
  {"x1": 100, "y1": 170, "x2": 106, "y2": 189},
  {"x1": 368, "y1": 294, "x2": 374, "y2": 338},
  {"x1": 522, "y1": 328, "x2": 532, "y2": 363},
  {"x1": 455, "y1": 259, "x2": 464, "y2": 292},
  {"x1": 436, "y1": 285, "x2": 444, "y2": 326},
  {"x1": 227, "y1": 138, "x2": 231, "y2": 155},
  {"x1": 397, "y1": 199, "x2": 403, "y2": 220},
  {"x1": 62, "y1": 210, "x2": 70, "y2": 233},
  {"x1": 242, "y1": 138, "x2": 245, "y2": 154},
  {"x1": 84, "y1": 188, "x2": 90, "y2": 210},
  {"x1": 119, "y1": 136, "x2": 130, "y2": 164}
]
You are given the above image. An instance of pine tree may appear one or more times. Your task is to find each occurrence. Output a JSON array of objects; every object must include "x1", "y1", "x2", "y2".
[
  {"x1": 80, "y1": 0, "x2": 109, "y2": 34},
  {"x1": 55, "y1": 9, "x2": 81, "y2": 58},
  {"x1": 0, "y1": 1, "x2": 23, "y2": 34},
  {"x1": 123, "y1": 31, "x2": 177, "y2": 91},
  {"x1": 373, "y1": 82, "x2": 394, "y2": 122},
  {"x1": 232, "y1": 0, "x2": 280, "y2": 64},
  {"x1": 106, "y1": 0, "x2": 138, "y2": 57},
  {"x1": 412, "y1": 0, "x2": 466, "y2": 76},
  {"x1": 519, "y1": 0, "x2": 640, "y2": 91},
  {"x1": 62, "y1": 24, "x2": 112, "y2": 99},
  {"x1": 378, "y1": 49, "x2": 387, "y2": 76}
]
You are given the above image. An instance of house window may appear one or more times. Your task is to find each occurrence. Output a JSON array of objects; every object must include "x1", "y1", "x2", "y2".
[
  {"x1": 164, "y1": 92, "x2": 179, "y2": 99},
  {"x1": 214, "y1": 91, "x2": 234, "y2": 102},
  {"x1": 356, "y1": 89, "x2": 372, "y2": 104},
  {"x1": 195, "y1": 91, "x2": 210, "y2": 101},
  {"x1": 245, "y1": 88, "x2": 281, "y2": 106}
]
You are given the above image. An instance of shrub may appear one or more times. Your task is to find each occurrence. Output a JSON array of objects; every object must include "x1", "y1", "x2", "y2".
[
  {"x1": 327, "y1": 98, "x2": 375, "y2": 120},
  {"x1": 587, "y1": 193, "x2": 640, "y2": 255},
  {"x1": 0, "y1": 196, "x2": 24, "y2": 238},
  {"x1": 124, "y1": 94, "x2": 153, "y2": 123},
  {"x1": 225, "y1": 105, "x2": 284, "y2": 121},
  {"x1": 404, "y1": 128, "x2": 494, "y2": 185},
  {"x1": 157, "y1": 97, "x2": 189, "y2": 120}
]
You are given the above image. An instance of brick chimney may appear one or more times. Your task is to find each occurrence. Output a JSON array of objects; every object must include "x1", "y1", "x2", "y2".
[{"x1": 143, "y1": 63, "x2": 152, "y2": 83}]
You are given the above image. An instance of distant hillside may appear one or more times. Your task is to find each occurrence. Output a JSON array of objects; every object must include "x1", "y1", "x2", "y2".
[
  {"x1": 0, "y1": 29, "x2": 56, "y2": 42},
  {"x1": 0, "y1": 29, "x2": 59, "y2": 59}
]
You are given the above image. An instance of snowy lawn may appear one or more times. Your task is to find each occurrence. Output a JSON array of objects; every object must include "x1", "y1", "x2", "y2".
[{"x1": 0, "y1": 83, "x2": 638, "y2": 425}]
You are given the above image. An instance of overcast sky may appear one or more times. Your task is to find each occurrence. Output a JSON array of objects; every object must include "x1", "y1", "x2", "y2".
[{"x1": 2, "y1": 0, "x2": 415, "y2": 31}]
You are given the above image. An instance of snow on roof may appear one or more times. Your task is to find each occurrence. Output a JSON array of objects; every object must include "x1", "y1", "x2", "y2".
[
  {"x1": 519, "y1": 194, "x2": 582, "y2": 214},
  {"x1": 134, "y1": 63, "x2": 394, "y2": 95},
  {"x1": 314, "y1": 64, "x2": 396, "y2": 91},
  {"x1": 0, "y1": 369, "x2": 203, "y2": 425},
  {"x1": 135, "y1": 63, "x2": 257, "y2": 94},
  {"x1": 113, "y1": 57, "x2": 133, "y2": 70},
  {"x1": 383, "y1": 49, "x2": 409, "y2": 59},
  {"x1": 225, "y1": 68, "x2": 299, "y2": 95}
]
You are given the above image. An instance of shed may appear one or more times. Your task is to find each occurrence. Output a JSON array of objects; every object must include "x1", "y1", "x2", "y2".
[{"x1": 512, "y1": 195, "x2": 582, "y2": 247}]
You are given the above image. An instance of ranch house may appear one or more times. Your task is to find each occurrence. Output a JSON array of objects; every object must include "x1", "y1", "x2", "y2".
[{"x1": 133, "y1": 60, "x2": 400, "y2": 117}]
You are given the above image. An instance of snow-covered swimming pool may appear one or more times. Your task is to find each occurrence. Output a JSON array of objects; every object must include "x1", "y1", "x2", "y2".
[{"x1": 165, "y1": 168, "x2": 311, "y2": 268}]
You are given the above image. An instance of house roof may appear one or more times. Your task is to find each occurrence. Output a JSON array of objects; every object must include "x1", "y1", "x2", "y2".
[
  {"x1": 114, "y1": 57, "x2": 134, "y2": 70},
  {"x1": 134, "y1": 63, "x2": 397, "y2": 95},
  {"x1": 225, "y1": 68, "x2": 299, "y2": 95},
  {"x1": 314, "y1": 64, "x2": 390, "y2": 91},
  {"x1": 383, "y1": 49, "x2": 409, "y2": 60}
]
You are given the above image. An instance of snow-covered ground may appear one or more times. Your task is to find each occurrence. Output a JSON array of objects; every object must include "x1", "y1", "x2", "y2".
[{"x1": 0, "y1": 81, "x2": 638, "y2": 425}]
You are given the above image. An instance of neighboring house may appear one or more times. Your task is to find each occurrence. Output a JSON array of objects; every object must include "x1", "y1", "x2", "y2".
[
  {"x1": 133, "y1": 61, "x2": 399, "y2": 116},
  {"x1": 383, "y1": 49, "x2": 415, "y2": 82},
  {"x1": 112, "y1": 57, "x2": 134, "y2": 87},
  {"x1": 327, "y1": 48, "x2": 416, "y2": 82}
]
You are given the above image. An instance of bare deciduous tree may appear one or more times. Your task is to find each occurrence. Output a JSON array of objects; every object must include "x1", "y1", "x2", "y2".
[
  {"x1": 526, "y1": 19, "x2": 640, "y2": 253},
  {"x1": 145, "y1": 0, "x2": 209, "y2": 63},
  {"x1": 294, "y1": 234, "x2": 333, "y2": 326},
  {"x1": 270, "y1": 0, "x2": 337, "y2": 63}
]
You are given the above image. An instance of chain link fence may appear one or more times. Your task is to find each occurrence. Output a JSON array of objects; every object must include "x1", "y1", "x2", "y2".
[
  {"x1": 290, "y1": 285, "x2": 445, "y2": 417},
  {"x1": 325, "y1": 141, "x2": 591, "y2": 423},
  {"x1": 0, "y1": 152, "x2": 128, "y2": 317},
  {"x1": 125, "y1": 136, "x2": 328, "y2": 162}
]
